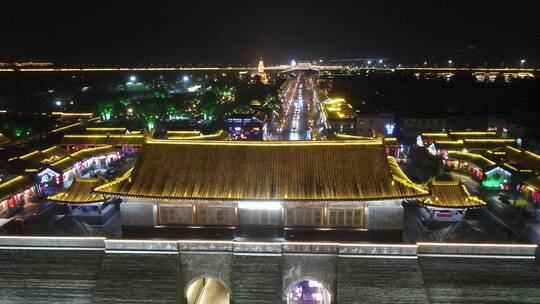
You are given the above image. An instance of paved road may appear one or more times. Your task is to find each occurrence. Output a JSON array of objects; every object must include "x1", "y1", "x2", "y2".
[
  {"x1": 274, "y1": 73, "x2": 317, "y2": 140},
  {"x1": 449, "y1": 171, "x2": 537, "y2": 243}
]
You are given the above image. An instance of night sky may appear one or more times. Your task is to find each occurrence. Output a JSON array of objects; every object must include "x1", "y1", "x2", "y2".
[{"x1": 1, "y1": 0, "x2": 538, "y2": 65}]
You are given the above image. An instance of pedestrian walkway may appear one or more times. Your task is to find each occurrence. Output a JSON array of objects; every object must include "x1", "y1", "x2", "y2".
[{"x1": 449, "y1": 171, "x2": 540, "y2": 244}]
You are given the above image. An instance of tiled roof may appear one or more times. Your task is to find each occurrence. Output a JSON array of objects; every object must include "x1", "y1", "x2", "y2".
[
  {"x1": 463, "y1": 139, "x2": 518, "y2": 151},
  {"x1": 167, "y1": 130, "x2": 230, "y2": 141},
  {"x1": 448, "y1": 131, "x2": 498, "y2": 140},
  {"x1": 0, "y1": 176, "x2": 34, "y2": 201},
  {"x1": 8, "y1": 146, "x2": 71, "y2": 172},
  {"x1": 421, "y1": 180, "x2": 486, "y2": 209},
  {"x1": 525, "y1": 175, "x2": 540, "y2": 191},
  {"x1": 96, "y1": 139, "x2": 427, "y2": 201},
  {"x1": 0, "y1": 133, "x2": 10, "y2": 146},
  {"x1": 48, "y1": 177, "x2": 107, "y2": 204},
  {"x1": 60, "y1": 134, "x2": 145, "y2": 146},
  {"x1": 420, "y1": 133, "x2": 450, "y2": 142},
  {"x1": 503, "y1": 146, "x2": 540, "y2": 173},
  {"x1": 447, "y1": 151, "x2": 496, "y2": 170},
  {"x1": 50, "y1": 146, "x2": 118, "y2": 173},
  {"x1": 83, "y1": 127, "x2": 127, "y2": 134}
]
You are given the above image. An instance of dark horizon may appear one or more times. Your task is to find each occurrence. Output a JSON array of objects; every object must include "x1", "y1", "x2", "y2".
[{"x1": 0, "y1": 0, "x2": 539, "y2": 65}]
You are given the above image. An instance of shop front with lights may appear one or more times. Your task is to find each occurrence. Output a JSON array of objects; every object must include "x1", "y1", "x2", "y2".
[{"x1": 0, "y1": 177, "x2": 42, "y2": 218}]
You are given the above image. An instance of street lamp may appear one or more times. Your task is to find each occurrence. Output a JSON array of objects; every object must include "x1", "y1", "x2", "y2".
[
  {"x1": 367, "y1": 60, "x2": 372, "y2": 65},
  {"x1": 129, "y1": 75, "x2": 137, "y2": 82},
  {"x1": 448, "y1": 60, "x2": 453, "y2": 66},
  {"x1": 520, "y1": 59, "x2": 526, "y2": 67},
  {"x1": 378, "y1": 59, "x2": 383, "y2": 64},
  {"x1": 54, "y1": 100, "x2": 62, "y2": 106},
  {"x1": 183, "y1": 75, "x2": 189, "y2": 82}
]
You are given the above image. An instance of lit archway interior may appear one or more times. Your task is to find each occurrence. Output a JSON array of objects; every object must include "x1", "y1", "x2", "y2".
[
  {"x1": 287, "y1": 279, "x2": 331, "y2": 304},
  {"x1": 186, "y1": 277, "x2": 229, "y2": 304}
]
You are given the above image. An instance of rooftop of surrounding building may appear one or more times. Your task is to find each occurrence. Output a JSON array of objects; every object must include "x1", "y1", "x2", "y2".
[
  {"x1": 165, "y1": 130, "x2": 201, "y2": 139},
  {"x1": 0, "y1": 175, "x2": 34, "y2": 202},
  {"x1": 96, "y1": 138, "x2": 427, "y2": 201},
  {"x1": 525, "y1": 175, "x2": 540, "y2": 192},
  {"x1": 446, "y1": 151, "x2": 497, "y2": 170},
  {"x1": 433, "y1": 138, "x2": 518, "y2": 152},
  {"x1": 333, "y1": 133, "x2": 398, "y2": 146},
  {"x1": 59, "y1": 134, "x2": 146, "y2": 146},
  {"x1": 322, "y1": 98, "x2": 358, "y2": 120},
  {"x1": 421, "y1": 179, "x2": 486, "y2": 209},
  {"x1": 49, "y1": 146, "x2": 118, "y2": 173},
  {"x1": 166, "y1": 130, "x2": 230, "y2": 141},
  {"x1": 503, "y1": 146, "x2": 540, "y2": 173},
  {"x1": 6, "y1": 146, "x2": 71, "y2": 172},
  {"x1": 83, "y1": 127, "x2": 127, "y2": 134},
  {"x1": 448, "y1": 131, "x2": 498, "y2": 140},
  {"x1": 0, "y1": 133, "x2": 10, "y2": 146},
  {"x1": 48, "y1": 177, "x2": 108, "y2": 205}
]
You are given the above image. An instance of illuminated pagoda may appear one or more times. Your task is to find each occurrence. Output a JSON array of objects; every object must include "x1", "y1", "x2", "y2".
[
  {"x1": 253, "y1": 58, "x2": 268, "y2": 84},
  {"x1": 95, "y1": 138, "x2": 428, "y2": 231},
  {"x1": 419, "y1": 179, "x2": 486, "y2": 222}
]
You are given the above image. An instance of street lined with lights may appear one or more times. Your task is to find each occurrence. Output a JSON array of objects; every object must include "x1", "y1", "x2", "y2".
[{"x1": 278, "y1": 73, "x2": 316, "y2": 140}]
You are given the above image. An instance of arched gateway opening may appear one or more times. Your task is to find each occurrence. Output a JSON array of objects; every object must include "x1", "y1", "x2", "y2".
[
  {"x1": 186, "y1": 277, "x2": 230, "y2": 304},
  {"x1": 287, "y1": 279, "x2": 331, "y2": 304}
]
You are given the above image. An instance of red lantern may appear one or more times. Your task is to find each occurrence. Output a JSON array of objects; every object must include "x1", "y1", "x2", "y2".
[{"x1": 7, "y1": 196, "x2": 17, "y2": 209}]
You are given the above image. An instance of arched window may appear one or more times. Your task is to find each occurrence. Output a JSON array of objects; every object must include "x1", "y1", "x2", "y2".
[
  {"x1": 287, "y1": 279, "x2": 331, "y2": 304},
  {"x1": 186, "y1": 276, "x2": 229, "y2": 304}
]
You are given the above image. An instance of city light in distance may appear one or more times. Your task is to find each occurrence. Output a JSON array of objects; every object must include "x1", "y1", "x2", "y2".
[
  {"x1": 183, "y1": 75, "x2": 189, "y2": 82},
  {"x1": 291, "y1": 59, "x2": 297, "y2": 66},
  {"x1": 378, "y1": 59, "x2": 383, "y2": 64},
  {"x1": 55, "y1": 100, "x2": 62, "y2": 106},
  {"x1": 129, "y1": 75, "x2": 137, "y2": 82}
]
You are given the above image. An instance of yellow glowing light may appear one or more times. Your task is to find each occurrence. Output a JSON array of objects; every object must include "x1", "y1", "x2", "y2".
[{"x1": 52, "y1": 123, "x2": 82, "y2": 133}]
